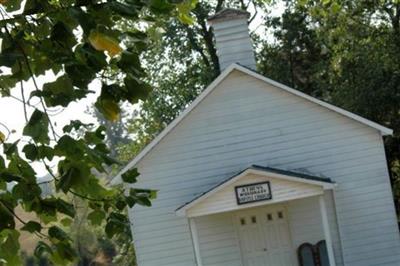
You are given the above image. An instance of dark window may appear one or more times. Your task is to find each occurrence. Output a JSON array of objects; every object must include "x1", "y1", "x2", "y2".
[
  {"x1": 267, "y1": 213, "x2": 273, "y2": 221},
  {"x1": 278, "y1": 211, "x2": 283, "y2": 219},
  {"x1": 240, "y1": 218, "x2": 246, "y2": 225},
  {"x1": 251, "y1": 216, "x2": 257, "y2": 224}
]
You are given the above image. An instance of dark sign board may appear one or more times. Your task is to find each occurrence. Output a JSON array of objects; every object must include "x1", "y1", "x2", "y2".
[{"x1": 235, "y1": 182, "x2": 272, "y2": 205}]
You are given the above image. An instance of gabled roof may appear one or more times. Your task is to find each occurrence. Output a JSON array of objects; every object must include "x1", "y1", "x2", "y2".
[
  {"x1": 175, "y1": 165, "x2": 335, "y2": 217},
  {"x1": 111, "y1": 63, "x2": 393, "y2": 185}
]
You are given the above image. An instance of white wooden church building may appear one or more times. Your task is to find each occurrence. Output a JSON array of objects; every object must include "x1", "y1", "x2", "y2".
[{"x1": 112, "y1": 9, "x2": 400, "y2": 266}]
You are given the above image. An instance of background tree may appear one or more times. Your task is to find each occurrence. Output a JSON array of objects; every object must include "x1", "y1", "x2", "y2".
[
  {"x1": 0, "y1": 0, "x2": 195, "y2": 265},
  {"x1": 258, "y1": 0, "x2": 400, "y2": 213}
]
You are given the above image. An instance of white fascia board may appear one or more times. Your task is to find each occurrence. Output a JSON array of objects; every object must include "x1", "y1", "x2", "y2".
[{"x1": 111, "y1": 63, "x2": 392, "y2": 185}]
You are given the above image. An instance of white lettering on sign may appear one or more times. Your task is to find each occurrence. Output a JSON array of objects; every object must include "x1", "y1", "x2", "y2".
[{"x1": 235, "y1": 182, "x2": 272, "y2": 205}]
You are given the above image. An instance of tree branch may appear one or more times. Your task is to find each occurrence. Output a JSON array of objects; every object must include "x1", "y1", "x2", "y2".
[
  {"x1": 0, "y1": 200, "x2": 48, "y2": 239},
  {"x1": 20, "y1": 80, "x2": 28, "y2": 123},
  {"x1": 249, "y1": 8, "x2": 258, "y2": 24},
  {"x1": 215, "y1": 0, "x2": 225, "y2": 12},
  {"x1": 69, "y1": 190, "x2": 112, "y2": 202},
  {"x1": 198, "y1": 19, "x2": 220, "y2": 77},
  {"x1": 185, "y1": 26, "x2": 211, "y2": 67}
]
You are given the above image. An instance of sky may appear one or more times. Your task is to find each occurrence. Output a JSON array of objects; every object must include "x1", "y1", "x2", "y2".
[{"x1": 0, "y1": 2, "x2": 284, "y2": 178}]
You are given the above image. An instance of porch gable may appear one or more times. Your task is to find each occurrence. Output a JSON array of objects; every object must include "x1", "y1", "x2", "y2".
[{"x1": 176, "y1": 165, "x2": 335, "y2": 218}]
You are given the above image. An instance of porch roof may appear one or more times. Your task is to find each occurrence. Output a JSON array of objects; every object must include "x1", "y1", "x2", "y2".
[{"x1": 176, "y1": 165, "x2": 335, "y2": 217}]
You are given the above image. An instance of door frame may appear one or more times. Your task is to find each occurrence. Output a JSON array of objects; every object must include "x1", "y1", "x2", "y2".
[{"x1": 232, "y1": 203, "x2": 295, "y2": 266}]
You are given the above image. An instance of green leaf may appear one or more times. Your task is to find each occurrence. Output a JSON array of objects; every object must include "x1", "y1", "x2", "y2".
[
  {"x1": 65, "y1": 63, "x2": 96, "y2": 88},
  {"x1": 0, "y1": 155, "x2": 5, "y2": 169},
  {"x1": 128, "y1": 188, "x2": 155, "y2": 207},
  {"x1": 56, "y1": 159, "x2": 90, "y2": 193},
  {"x1": 124, "y1": 75, "x2": 152, "y2": 103},
  {"x1": 105, "y1": 212, "x2": 128, "y2": 238},
  {"x1": 21, "y1": 221, "x2": 42, "y2": 233},
  {"x1": 84, "y1": 126, "x2": 106, "y2": 145},
  {"x1": 95, "y1": 98, "x2": 120, "y2": 122},
  {"x1": 125, "y1": 196, "x2": 136, "y2": 208},
  {"x1": 34, "y1": 241, "x2": 52, "y2": 258},
  {"x1": 0, "y1": 198, "x2": 16, "y2": 229},
  {"x1": 2, "y1": 0, "x2": 23, "y2": 12},
  {"x1": 177, "y1": 0, "x2": 197, "y2": 24},
  {"x1": 37, "y1": 145, "x2": 54, "y2": 160},
  {"x1": 3, "y1": 140, "x2": 19, "y2": 157},
  {"x1": 39, "y1": 75, "x2": 86, "y2": 107},
  {"x1": 0, "y1": 131, "x2": 5, "y2": 143},
  {"x1": 63, "y1": 120, "x2": 93, "y2": 133},
  {"x1": 23, "y1": 109, "x2": 49, "y2": 144},
  {"x1": 136, "y1": 196, "x2": 152, "y2": 207},
  {"x1": 75, "y1": 43, "x2": 107, "y2": 72},
  {"x1": 0, "y1": 46, "x2": 24, "y2": 68},
  {"x1": 22, "y1": 144, "x2": 38, "y2": 161},
  {"x1": 60, "y1": 217, "x2": 73, "y2": 227},
  {"x1": 121, "y1": 168, "x2": 139, "y2": 183},
  {"x1": 50, "y1": 22, "x2": 77, "y2": 49},
  {"x1": 56, "y1": 199, "x2": 75, "y2": 218},
  {"x1": 117, "y1": 50, "x2": 142, "y2": 74},
  {"x1": 12, "y1": 181, "x2": 41, "y2": 201},
  {"x1": 55, "y1": 135, "x2": 84, "y2": 158},
  {"x1": 32, "y1": 198, "x2": 58, "y2": 224},
  {"x1": 89, "y1": 30, "x2": 122, "y2": 57},
  {"x1": 0, "y1": 229, "x2": 21, "y2": 266},
  {"x1": 48, "y1": 226, "x2": 69, "y2": 242},
  {"x1": 8, "y1": 154, "x2": 36, "y2": 182},
  {"x1": 52, "y1": 241, "x2": 76, "y2": 263},
  {"x1": 108, "y1": 2, "x2": 139, "y2": 18},
  {"x1": 87, "y1": 209, "x2": 106, "y2": 226}
]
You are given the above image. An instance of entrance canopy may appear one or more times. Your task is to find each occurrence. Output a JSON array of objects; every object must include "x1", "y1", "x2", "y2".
[{"x1": 176, "y1": 165, "x2": 335, "y2": 218}]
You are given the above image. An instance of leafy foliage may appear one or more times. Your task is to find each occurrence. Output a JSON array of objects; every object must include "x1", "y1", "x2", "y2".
[{"x1": 0, "y1": 0, "x2": 196, "y2": 264}]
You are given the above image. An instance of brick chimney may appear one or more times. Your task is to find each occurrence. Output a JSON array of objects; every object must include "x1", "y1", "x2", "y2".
[{"x1": 208, "y1": 8, "x2": 256, "y2": 71}]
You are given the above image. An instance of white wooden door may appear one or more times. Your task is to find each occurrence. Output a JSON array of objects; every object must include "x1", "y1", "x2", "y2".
[{"x1": 235, "y1": 206, "x2": 295, "y2": 266}]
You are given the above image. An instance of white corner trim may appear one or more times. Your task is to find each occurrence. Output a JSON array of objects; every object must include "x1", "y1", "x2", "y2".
[
  {"x1": 111, "y1": 63, "x2": 392, "y2": 185},
  {"x1": 175, "y1": 168, "x2": 335, "y2": 217},
  {"x1": 319, "y1": 195, "x2": 337, "y2": 266},
  {"x1": 189, "y1": 218, "x2": 203, "y2": 266}
]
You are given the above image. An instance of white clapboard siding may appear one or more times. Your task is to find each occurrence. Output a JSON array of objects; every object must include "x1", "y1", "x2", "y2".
[
  {"x1": 211, "y1": 19, "x2": 256, "y2": 70},
  {"x1": 287, "y1": 194, "x2": 344, "y2": 266},
  {"x1": 196, "y1": 213, "x2": 243, "y2": 266},
  {"x1": 128, "y1": 70, "x2": 400, "y2": 265},
  {"x1": 186, "y1": 173, "x2": 324, "y2": 217}
]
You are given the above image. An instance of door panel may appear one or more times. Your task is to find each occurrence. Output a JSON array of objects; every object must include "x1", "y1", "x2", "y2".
[
  {"x1": 236, "y1": 212, "x2": 267, "y2": 266},
  {"x1": 235, "y1": 205, "x2": 295, "y2": 266}
]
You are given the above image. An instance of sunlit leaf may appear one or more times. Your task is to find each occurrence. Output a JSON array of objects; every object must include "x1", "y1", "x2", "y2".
[
  {"x1": 0, "y1": 131, "x2": 5, "y2": 143},
  {"x1": 95, "y1": 98, "x2": 120, "y2": 122},
  {"x1": 87, "y1": 210, "x2": 106, "y2": 226},
  {"x1": 0, "y1": 229, "x2": 21, "y2": 266},
  {"x1": 89, "y1": 31, "x2": 123, "y2": 57}
]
